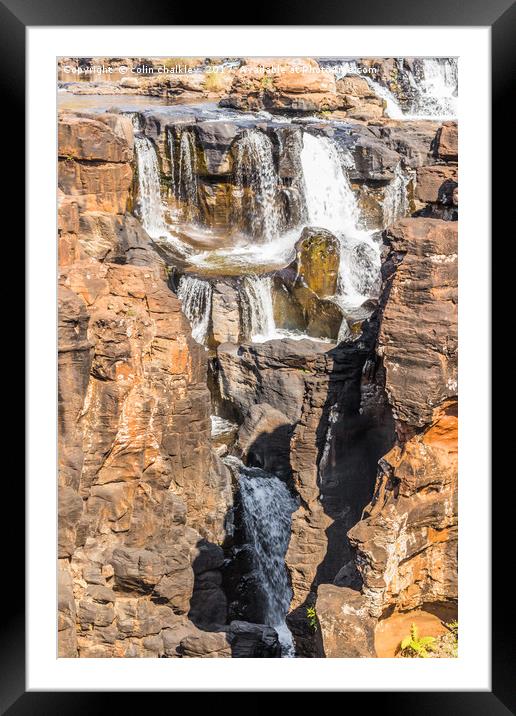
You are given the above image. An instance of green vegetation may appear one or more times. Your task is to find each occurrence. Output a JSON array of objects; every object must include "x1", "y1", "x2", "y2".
[
  {"x1": 306, "y1": 606, "x2": 318, "y2": 632},
  {"x1": 260, "y1": 75, "x2": 274, "y2": 91},
  {"x1": 398, "y1": 623, "x2": 436, "y2": 658},
  {"x1": 437, "y1": 620, "x2": 458, "y2": 658}
]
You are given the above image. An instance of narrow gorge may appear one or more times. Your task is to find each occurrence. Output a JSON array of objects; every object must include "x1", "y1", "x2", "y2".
[{"x1": 58, "y1": 56, "x2": 458, "y2": 658}]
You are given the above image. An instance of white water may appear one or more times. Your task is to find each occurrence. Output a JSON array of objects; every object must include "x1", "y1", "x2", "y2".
[
  {"x1": 240, "y1": 275, "x2": 278, "y2": 342},
  {"x1": 383, "y1": 162, "x2": 411, "y2": 226},
  {"x1": 134, "y1": 135, "x2": 170, "y2": 239},
  {"x1": 299, "y1": 132, "x2": 381, "y2": 310},
  {"x1": 177, "y1": 275, "x2": 212, "y2": 345},
  {"x1": 408, "y1": 58, "x2": 457, "y2": 119},
  {"x1": 210, "y1": 415, "x2": 238, "y2": 439},
  {"x1": 232, "y1": 129, "x2": 281, "y2": 243},
  {"x1": 134, "y1": 133, "x2": 192, "y2": 256},
  {"x1": 331, "y1": 57, "x2": 457, "y2": 120},
  {"x1": 234, "y1": 459, "x2": 298, "y2": 657},
  {"x1": 177, "y1": 129, "x2": 199, "y2": 218}
]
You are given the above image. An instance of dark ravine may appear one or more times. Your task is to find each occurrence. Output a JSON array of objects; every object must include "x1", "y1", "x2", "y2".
[{"x1": 58, "y1": 56, "x2": 458, "y2": 658}]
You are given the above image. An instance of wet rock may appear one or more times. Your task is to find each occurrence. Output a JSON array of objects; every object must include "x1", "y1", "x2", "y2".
[
  {"x1": 226, "y1": 621, "x2": 281, "y2": 657},
  {"x1": 211, "y1": 281, "x2": 241, "y2": 344},
  {"x1": 194, "y1": 121, "x2": 239, "y2": 175},
  {"x1": 370, "y1": 120, "x2": 442, "y2": 168},
  {"x1": 294, "y1": 227, "x2": 340, "y2": 298}
]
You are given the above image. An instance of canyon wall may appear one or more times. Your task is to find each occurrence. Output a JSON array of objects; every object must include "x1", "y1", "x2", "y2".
[
  {"x1": 57, "y1": 77, "x2": 458, "y2": 658},
  {"x1": 58, "y1": 113, "x2": 279, "y2": 658}
]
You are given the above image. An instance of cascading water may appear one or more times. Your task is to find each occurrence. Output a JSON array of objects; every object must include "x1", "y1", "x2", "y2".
[
  {"x1": 327, "y1": 57, "x2": 457, "y2": 120},
  {"x1": 408, "y1": 58, "x2": 457, "y2": 119},
  {"x1": 240, "y1": 275, "x2": 278, "y2": 342},
  {"x1": 232, "y1": 458, "x2": 298, "y2": 657},
  {"x1": 383, "y1": 162, "x2": 411, "y2": 226},
  {"x1": 177, "y1": 129, "x2": 199, "y2": 219},
  {"x1": 134, "y1": 135, "x2": 170, "y2": 239},
  {"x1": 232, "y1": 130, "x2": 281, "y2": 242},
  {"x1": 299, "y1": 132, "x2": 381, "y2": 310},
  {"x1": 177, "y1": 275, "x2": 212, "y2": 345}
]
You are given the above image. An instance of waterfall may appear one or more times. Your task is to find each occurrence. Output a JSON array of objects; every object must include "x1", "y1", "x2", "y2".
[
  {"x1": 177, "y1": 129, "x2": 199, "y2": 219},
  {"x1": 327, "y1": 58, "x2": 457, "y2": 120},
  {"x1": 177, "y1": 275, "x2": 212, "y2": 345},
  {"x1": 234, "y1": 459, "x2": 298, "y2": 657},
  {"x1": 167, "y1": 129, "x2": 176, "y2": 198},
  {"x1": 299, "y1": 132, "x2": 381, "y2": 308},
  {"x1": 240, "y1": 275, "x2": 278, "y2": 342},
  {"x1": 232, "y1": 129, "x2": 280, "y2": 243},
  {"x1": 383, "y1": 162, "x2": 410, "y2": 226},
  {"x1": 319, "y1": 403, "x2": 339, "y2": 478},
  {"x1": 364, "y1": 77, "x2": 404, "y2": 119},
  {"x1": 134, "y1": 135, "x2": 170, "y2": 239},
  {"x1": 408, "y1": 58, "x2": 457, "y2": 119}
]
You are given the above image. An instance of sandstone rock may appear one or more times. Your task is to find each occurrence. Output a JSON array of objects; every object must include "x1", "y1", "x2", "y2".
[
  {"x1": 180, "y1": 629, "x2": 231, "y2": 658},
  {"x1": 58, "y1": 113, "x2": 233, "y2": 657},
  {"x1": 286, "y1": 333, "x2": 395, "y2": 609},
  {"x1": 59, "y1": 114, "x2": 133, "y2": 163},
  {"x1": 434, "y1": 121, "x2": 458, "y2": 161},
  {"x1": 236, "y1": 403, "x2": 293, "y2": 478},
  {"x1": 58, "y1": 159, "x2": 132, "y2": 213},
  {"x1": 415, "y1": 165, "x2": 457, "y2": 205},
  {"x1": 217, "y1": 339, "x2": 332, "y2": 424},
  {"x1": 378, "y1": 218, "x2": 457, "y2": 426},
  {"x1": 348, "y1": 404, "x2": 458, "y2": 617},
  {"x1": 211, "y1": 281, "x2": 241, "y2": 344},
  {"x1": 316, "y1": 585, "x2": 377, "y2": 657},
  {"x1": 294, "y1": 227, "x2": 340, "y2": 298},
  {"x1": 58, "y1": 560, "x2": 78, "y2": 657}
]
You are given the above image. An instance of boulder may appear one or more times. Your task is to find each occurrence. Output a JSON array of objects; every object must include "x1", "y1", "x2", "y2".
[
  {"x1": 434, "y1": 121, "x2": 458, "y2": 161},
  {"x1": 415, "y1": 165, "x2": 458, "y2": 205},
  {"x1": 316, "y1": 585, "x2": 377, "y2": 657},
  {"x1": 294, "y1": 227, "x2": 340, "y2": 298}
]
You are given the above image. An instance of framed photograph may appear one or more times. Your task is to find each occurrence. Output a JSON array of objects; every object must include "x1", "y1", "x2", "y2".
[{"x1": 5, "y1": 0, "x2": 505, "y2": 708}]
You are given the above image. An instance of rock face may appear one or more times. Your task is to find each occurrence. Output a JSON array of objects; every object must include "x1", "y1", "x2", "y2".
[
  {"x1": 57, "y1": 112, "x2": 241, "y2": 658},
  {"x1": 377, "y1": 218, "x2": 458, "y2": 427},
  {"x1": 316, "y1": 216, "x2": 458, "y2": 656}
]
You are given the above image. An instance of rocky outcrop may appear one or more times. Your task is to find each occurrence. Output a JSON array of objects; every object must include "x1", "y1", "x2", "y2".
[
  {"x1": 316, "y1": 216, "x2": 458, "y2": 654},
  {"x1": 377, "y1": 218, "x2": 458, "y2": 426},
  {"x1": 221, "y1": 58, "x2": 387, "y2": 117}
]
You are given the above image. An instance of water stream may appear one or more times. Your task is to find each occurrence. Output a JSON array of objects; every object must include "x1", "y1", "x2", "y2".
[
  {"x1": 177, "y1": 275, "x2": 212, "y2": 344},
  {"x1": 228, "y1": 457, "x2": 298, "y2": 657}
]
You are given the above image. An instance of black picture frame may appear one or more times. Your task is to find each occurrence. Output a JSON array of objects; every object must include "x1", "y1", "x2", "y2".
[{"x1": 4, "y1": 0, "x2": 506, "y2": 710}]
